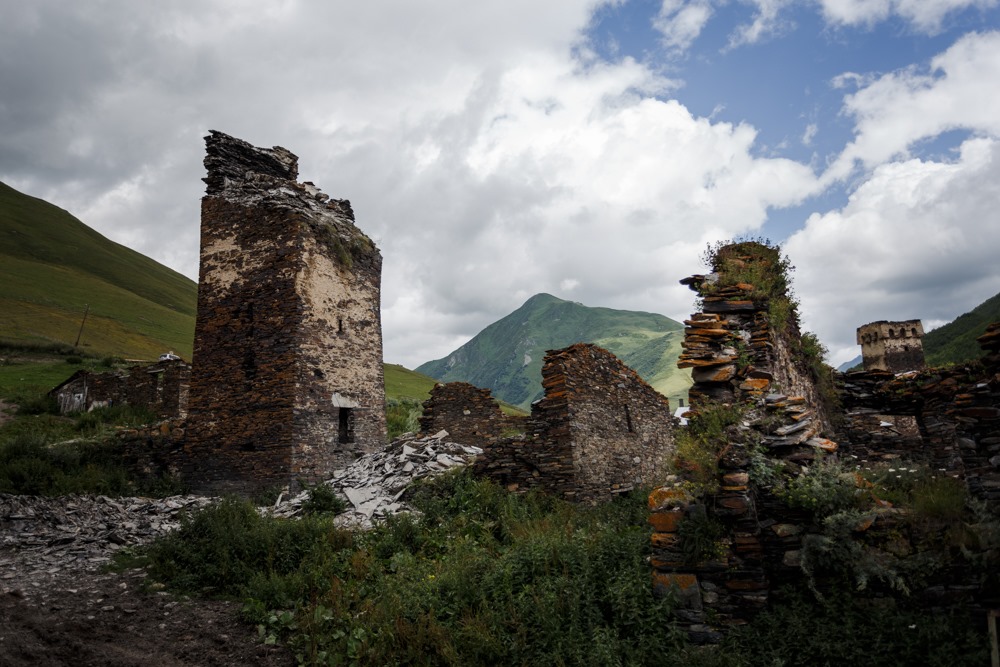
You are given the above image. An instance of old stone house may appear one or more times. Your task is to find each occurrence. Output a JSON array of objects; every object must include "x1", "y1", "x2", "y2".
[{"x1": 49, "y1": 358, "x2": 191, "y2": 418}]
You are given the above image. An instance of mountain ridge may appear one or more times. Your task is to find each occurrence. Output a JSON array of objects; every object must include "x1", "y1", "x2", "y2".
[{"x1": 417, "y1": 293, "x2": 692, "y2": 410}]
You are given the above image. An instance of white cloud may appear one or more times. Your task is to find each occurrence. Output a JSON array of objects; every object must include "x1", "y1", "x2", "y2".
[
  {"x1": 825, "y1": 30, "x2": 1000, "y2": 181},
  {"x1": 819, "y1": 0, "x2": 998, "y2": 32},
  {"x1": 802, "y1": 123, "x2": 818, "y2": 145},
  {"x1": 788, "y1": 136, "x2": 1000, "y2": 365},
  {"x1": 0, "y1": 0, "x2": 830, "y2": 369},
  {"x1": 654, "y1": 0, "x2": 715, "y2": 52},
  {"x1": 728, "y1": 0, "x2": 795, "y2": 48}
]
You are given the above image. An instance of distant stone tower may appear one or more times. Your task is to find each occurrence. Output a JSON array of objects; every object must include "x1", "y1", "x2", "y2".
[
  {"x1": 184, "y1": 131, "x2": 386, "y2": 494},
  {"x1": 856, "y1": 320, "x2": 925, "y2": 373}
]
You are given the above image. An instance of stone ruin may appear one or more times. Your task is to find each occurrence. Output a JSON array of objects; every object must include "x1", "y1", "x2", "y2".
[
  {"x1": 856, "y1": 319, "x2": 925, "y2": 372},
  {"x1": 649, "y1": 242, "x2": 1000, "y2": 642},
  {"x1": 469, "y1": 343, "x2": 676, "y2": 502},
  {"x1": 49, "y1": 358, "x2": 191, "y2": 419},
  {"x1": 418, "y1": 381, "x2": 527, "y2": 445},
  {"x1": 178, "y1": 131, "x2": 387, "y2": 494}
]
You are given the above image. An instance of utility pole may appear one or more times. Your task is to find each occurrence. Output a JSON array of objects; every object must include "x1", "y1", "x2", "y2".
[{"x1": 74, "y1": 304, "x2": 89, "y2": 349}]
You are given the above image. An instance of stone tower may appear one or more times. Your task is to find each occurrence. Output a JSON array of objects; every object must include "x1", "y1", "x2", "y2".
[
  {"x1": 184, "y1": 131, "x2": 386, "y2": 494},
  {"x1": 856, "y1": 320, "x2": 925, "y2": 373}
]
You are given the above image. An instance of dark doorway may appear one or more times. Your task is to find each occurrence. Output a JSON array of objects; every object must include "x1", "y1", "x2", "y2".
[{"x1": 338, "y1": 408, "x2": 354, "y2": 444}]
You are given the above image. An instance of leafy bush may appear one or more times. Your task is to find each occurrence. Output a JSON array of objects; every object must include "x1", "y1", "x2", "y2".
[
  {"x1": 0, "y1": 433, "x2": 133, "y2": 496},
  {"x1": 721, "y1": 587, "x2": 989, "y2": 667},
  {"x1": 300, "y1": 483, "x2": 347, "y2": 516},
  {"x1": 139, "y1": 497, "x2": 352, "y2": 609},
  {"x1": 74, "y1": 404, "x2": 156, "y2": 434},
  {"x1": 386, "y1": 397, "x2": 422, "y2": 440},
  {"x1": 780, "y1": 458, "x2": 864, "y2": 518},
  {"x1": 676, "y1": 506, "x2": 726, "y2": 565},
  {"x1": 138, "y1": 471, "x2": 682, "y2": 665},
  {"x1": 10, "y1": 391, "x2": 59, "y2": 416}
]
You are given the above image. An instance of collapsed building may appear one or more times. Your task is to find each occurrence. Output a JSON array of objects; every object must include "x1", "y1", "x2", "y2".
[
  {"x1": 178, "y1": 131, "x2": 387, "y2": 494},
  {"x1": 433, "y1": 343, "x2": 677, "y2": 502},
  {"x1": 49, "y1": 358, "x2": 191, "y2": 419}
]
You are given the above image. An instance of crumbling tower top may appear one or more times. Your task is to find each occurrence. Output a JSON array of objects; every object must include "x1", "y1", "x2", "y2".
[
  {"x1": 856, "y1": 319, "x2": 925, "y2": 373},
  {"x1": 203, "y1": 130, "x2": 298, "y2": 195}
]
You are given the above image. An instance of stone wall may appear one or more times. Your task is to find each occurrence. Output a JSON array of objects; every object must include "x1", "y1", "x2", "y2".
[
  {"x1": 650, "y1": 242, "x2": 1000, "y2": 641},
  {"x1": 50, "y1": 359, "x2": 191, "y2": 419},
  {"x1": 677, "y1": 245, "x2": 832, "y2": 433},
  {"x1": 839, "y1": 323, "x2": 1000, "y2": 508},
  {"x1": 475, "y1": 343, "x2": 675, "y2": 502},
  {"x1": 183, "y1": 131, "x2": 386, "y2": 495},
  {"x1": 856, "y1": 319, "x2": 925, "y2": 372},
  {"x1": 652, "y1": 245, "x2": 839, "y2": 638},
  {"x1": 418, "y1": 382, "x2": 526, "y2": 444}
]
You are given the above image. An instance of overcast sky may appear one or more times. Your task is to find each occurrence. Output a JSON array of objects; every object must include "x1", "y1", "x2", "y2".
[{"x1": 2, "y1": 0, "x2": 999, "y2": 368}]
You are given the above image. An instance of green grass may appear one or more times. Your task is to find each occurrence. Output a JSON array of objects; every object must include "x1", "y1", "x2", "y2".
[
  {"x1": 129, "y1": 470, "x2": 992, "y2": 666},
  {"x1": 0, "y1": 180, "x2": 197, "y2": 359},
  {"x1": 0, "y1": 358, "x2": 97, "y2": 402},
  {"x1": 924, "y1": 290, "x2": 1000, "y2": 366},
  {"x1": 383, "y1": 363, "x2": 436, "y2": 400},
  {"x1": 132, "y1": 471, "x2": 683, "y2": 666}
]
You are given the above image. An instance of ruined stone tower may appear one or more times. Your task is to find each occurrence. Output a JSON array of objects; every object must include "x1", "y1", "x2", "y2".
[
  {"x1": 184, "y1": 131, "x2": 386, "y2": 494},
  {"x1": 856, "y1": 319, "x2": 925, "y2": 373}
]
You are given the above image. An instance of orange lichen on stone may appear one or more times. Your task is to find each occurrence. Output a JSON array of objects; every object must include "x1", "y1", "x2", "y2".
[{"x1": 648, "y1": 510, "x2": 685, "y2": 532}]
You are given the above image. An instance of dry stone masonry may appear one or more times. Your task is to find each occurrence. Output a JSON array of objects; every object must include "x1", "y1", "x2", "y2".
[
  {"x1": 856, "y1": 319, "x2": 925, "y2": 372},
  {"x1": 50, "y1": 359, "x2": 191, "y2": 419},
  {"x1": 418, "y1": 382, "x2": 527, "y2": 445},
  {"x1": 475, "y1": 343, "x2": 675, "y2": 502},
  {"x1": 650, "y1": 242, "x2": 1000, "y2": 642},
  {"x1": 183, "y1": 131, "x2": 386, "y2": 494}
]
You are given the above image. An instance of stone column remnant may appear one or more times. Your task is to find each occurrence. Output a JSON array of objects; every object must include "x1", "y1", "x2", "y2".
[{"x1": 183, "y1": 130, "x2": 386, "y2": 494}]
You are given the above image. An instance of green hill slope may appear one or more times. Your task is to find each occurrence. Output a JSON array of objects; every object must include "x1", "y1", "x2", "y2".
[
  {"x1": 416, "y1": 293, "x2": 691, "y2": 410},
  {"x1": 924, "y1": 291, "x2": 1000, "y2": 366},
  {"x1": 0, "y1": 181, "x2": 198, "y2": 359}
]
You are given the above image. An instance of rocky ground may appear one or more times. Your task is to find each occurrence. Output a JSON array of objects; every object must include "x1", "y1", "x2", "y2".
[
  {"x1": 0, "y1": 494, "x2": 294, "y2": 667},
  {"x1": 0, "y1": 431, "x2": 481, "y2": 666}
]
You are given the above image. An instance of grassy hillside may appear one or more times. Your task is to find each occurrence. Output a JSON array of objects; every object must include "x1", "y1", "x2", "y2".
[
  {"x1": 383, "y1": 363, "x2": 437, "y2": 401},
  {"x1": 924, "y1": 291, "x2": 1000, "y2": 366},
  {"x1": 417, "y1": 293, "x2": 692, "y2": 410},
  {"x1": 0, "y1": 181, "x2": 197, "y2": 359}
]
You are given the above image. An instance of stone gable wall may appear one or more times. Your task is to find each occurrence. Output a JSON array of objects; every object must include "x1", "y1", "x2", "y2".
[
  {"x1": 183, "y1": 131, "x2": 385, "y2": 494},
  {"x1": 418, "y1": 382, "x2": 526, "y2": 444},
  {"x1": 476, "y1": 343, "x2": 675, "y2": 502}
]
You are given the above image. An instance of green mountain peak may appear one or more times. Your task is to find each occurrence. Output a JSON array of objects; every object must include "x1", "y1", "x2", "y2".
[{"x1": 416, "y1": 293, "x2": 692, "y2": 410}]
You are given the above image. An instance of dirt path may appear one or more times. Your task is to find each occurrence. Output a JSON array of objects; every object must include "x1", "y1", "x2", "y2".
[
  {"x1": 0, "y1": 568, "x2": 293, "y2": 667},
  {"x1": 0, "y1": 493, "x2": 294, "y2": 667}
]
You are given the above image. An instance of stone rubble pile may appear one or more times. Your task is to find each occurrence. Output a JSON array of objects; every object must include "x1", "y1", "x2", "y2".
[
  {"x1": 1, "y1": 431, "x2": 483, "y2": 593},
  {"x1": 0, "y1": 493, "x2": 214, "y2": 589},
  {"x1": 270, "y1": 430, "x2": 482, "y2": 527}
]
